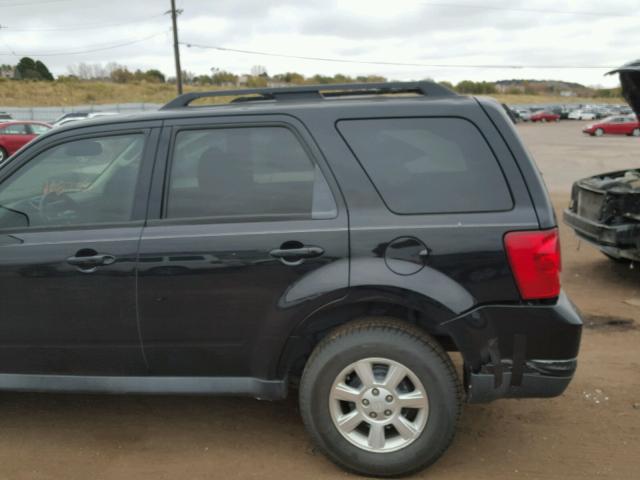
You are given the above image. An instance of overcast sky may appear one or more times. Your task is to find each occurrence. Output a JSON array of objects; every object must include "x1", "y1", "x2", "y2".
[{"x1": 0, "y1": 0, "x2": 637, "y2": 87}]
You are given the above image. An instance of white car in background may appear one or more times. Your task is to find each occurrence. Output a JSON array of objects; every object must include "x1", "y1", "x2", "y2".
[
  {"x1": 53, "y1": 111, "x2": 119, "y2": 127},
  {"x1": 568, "y1": 110, "x2": 598, "y2": 120},
  {"x1": 514, "y1": 109, "x2": 532, "y2": 121}
]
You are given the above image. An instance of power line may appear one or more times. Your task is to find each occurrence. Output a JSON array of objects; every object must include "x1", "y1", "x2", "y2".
[
  {"x1": 0, "y1": 0, "x2": 73, "y2": 7},
  {"x1": 420, "y1": 1, "x2": 637, "y2": 18},
  {"x1": 0, "y1": 31, "x2": 168, "y2": 57},
  {"x1": 181, "y1": 42, "x2": 618, "y2": 70},
  {"x1": 2, "y1": 13, "x2": 166, "y2": 32}
]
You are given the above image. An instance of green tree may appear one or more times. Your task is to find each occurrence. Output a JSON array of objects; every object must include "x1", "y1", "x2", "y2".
[
  {"x1": 355, "y1": 75, "x2": 387, "y2": 83},
  {"x1": 195, "y1": 74, "x2": 212, "y2": 85},
  {"x1": 332, "y1": 73, "x2": 354, "y2": 83},
  {"x1": 211, "y1": 70, "x2": 238, "y2": 85},
  {"x1": 35, "y1": 60, "x2": 54, "y2": 81},
  {"x1": 110, "y1": 67, "x2": 134, "y2": 83},
  {"x1": 144, "y1": 69, "x2": 165, "y2": 83},
  {"x1": 245, "y1": 75, "x2": 268, "y2": 87},
  {"x1": 309, "y1": 74, "x2": 333, "y2": 84},
  {"x1": 455, "y1": 80, "x2": 497, "y2": 94},
  {"x1": 272, "y1": 72, "x2": 305, "y2": 84},
  {"x1": 15, "y1": 57, "x2": 38, "y2": 79}
]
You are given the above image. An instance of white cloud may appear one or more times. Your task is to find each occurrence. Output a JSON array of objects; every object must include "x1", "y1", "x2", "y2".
[{"x1": 0, "y1": 0, "x2": 637, "y2": 87}]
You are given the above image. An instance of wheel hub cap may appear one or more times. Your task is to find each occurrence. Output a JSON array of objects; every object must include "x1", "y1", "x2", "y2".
[{"x1": 329, "y1": 357, "x2": 429, "y2": 453}]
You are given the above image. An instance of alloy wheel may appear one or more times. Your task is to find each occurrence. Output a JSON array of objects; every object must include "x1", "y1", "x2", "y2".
[{"x1": 329, "y1": 357, "x2": 429, "y2": 453}]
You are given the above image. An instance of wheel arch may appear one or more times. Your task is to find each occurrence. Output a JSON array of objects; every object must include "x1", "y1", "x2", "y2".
[{"x1": 276, "y1": 286, "x2": 461, "y2": 380}]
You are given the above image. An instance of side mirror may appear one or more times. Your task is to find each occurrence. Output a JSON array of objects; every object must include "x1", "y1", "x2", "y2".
[{"x1": 0, "y1": 206, "x2": 29, "y2": 229}]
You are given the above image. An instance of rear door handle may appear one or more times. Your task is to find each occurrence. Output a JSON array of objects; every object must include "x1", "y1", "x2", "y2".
[
  {"x1": 67, "y1": 253, "x2": 116, "y2": 269},
  {"x1": 269, "y1": 246, "x2": 325, "y2": 259}
]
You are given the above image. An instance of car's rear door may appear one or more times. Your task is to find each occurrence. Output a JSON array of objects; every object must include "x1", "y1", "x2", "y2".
[
  {"x1": 136, "y1": 115, "x2": 349, "y2": 379},
  {"x1": 0, "y1": 122, "x2": 159, "y2": 375}
]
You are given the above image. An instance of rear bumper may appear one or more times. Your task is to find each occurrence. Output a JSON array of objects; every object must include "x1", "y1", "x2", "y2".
[
  {"x1": 466, "y1": 358, "x2": 576, "y2": 403},
  {"x1": 441, "y1": 292, "x2": 582, "y2": 403}
]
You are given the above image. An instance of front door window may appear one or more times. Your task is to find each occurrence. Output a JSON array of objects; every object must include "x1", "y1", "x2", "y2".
[{"x1": 0, "y1": 133, "x2": 144, "y2": 229}]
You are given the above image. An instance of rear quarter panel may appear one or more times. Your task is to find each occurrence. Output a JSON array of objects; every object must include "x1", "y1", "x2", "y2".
[{"x1": 296, "y1": 98, "x2": 540, "y2": 323}]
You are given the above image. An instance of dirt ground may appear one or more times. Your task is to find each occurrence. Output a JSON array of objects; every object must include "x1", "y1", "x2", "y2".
[{"x1": 0, "y1": 121, "x2": 638, "y2": 480}]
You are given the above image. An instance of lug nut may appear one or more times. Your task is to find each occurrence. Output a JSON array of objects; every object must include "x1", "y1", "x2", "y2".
[
  {"x1": 362, "y1": 399, "x2": 370, "y2": 406},
  {"x1": 384, "y1": 409, "x2": 392, "y2": 416},
  {"x1": 385, "y1": 395, "x2": 393, "y2": 402},
  {"x1": 369, "y1": 412, "x2": 377, "y2": 418},
  {"x1": 372, "y1": 388, "x2": 379, "y2": 396}
]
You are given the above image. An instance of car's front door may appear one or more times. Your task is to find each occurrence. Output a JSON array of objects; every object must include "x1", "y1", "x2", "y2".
[
  {"x1": 137, "y1": 117, "x2": 349, "y2": 378},
  {"x1": 606, "y1": 117, "x2": 622, "y2": 134},
  {"x1": 0, "y1": 126, "x2": 159, "y2": 375}
]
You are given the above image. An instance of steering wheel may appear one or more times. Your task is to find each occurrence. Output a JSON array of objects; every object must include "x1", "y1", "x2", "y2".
[{"x1": 38, "y1": 191, "x2": 78, "y2": 224}]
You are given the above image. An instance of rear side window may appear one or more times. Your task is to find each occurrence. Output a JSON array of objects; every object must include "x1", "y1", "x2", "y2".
[
  {"x1": 337, "y1": 118, "x2": 513, "y2": 214},
  {"x1": 166, "y1": 126, "x2": 337, "y2": 221}
]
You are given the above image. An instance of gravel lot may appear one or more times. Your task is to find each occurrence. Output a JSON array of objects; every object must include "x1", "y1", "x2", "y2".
[{"x1": 0, "y1": 120, "x2": 638, "y2": 480}]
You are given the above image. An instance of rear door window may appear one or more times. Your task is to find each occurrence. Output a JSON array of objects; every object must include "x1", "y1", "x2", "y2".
[
  {"x1": 165, "y1": 126, "x2": 337, "y2": 221},
  {"x1": 337, "y1": 117, "x2": 513, "y2": 214}
]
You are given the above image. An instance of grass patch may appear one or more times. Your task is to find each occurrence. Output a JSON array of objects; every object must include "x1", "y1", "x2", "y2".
[{"x1": 0, "y1": 80, "x2": 624, "y2": 107}]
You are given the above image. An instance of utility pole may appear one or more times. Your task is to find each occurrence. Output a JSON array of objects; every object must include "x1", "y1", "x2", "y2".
[{"x1": 169, "y1": 0, "x2": 183, "y2": 95}]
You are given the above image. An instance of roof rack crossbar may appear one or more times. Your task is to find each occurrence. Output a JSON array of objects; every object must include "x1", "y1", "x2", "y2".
[{"x1": 160, "y1": 81, "x2": 456, "y2": 109}]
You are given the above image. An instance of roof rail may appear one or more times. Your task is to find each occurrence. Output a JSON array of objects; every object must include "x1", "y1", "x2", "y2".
[{"x1": 160, "y1": 81, "x2": 456, "y2": 110}]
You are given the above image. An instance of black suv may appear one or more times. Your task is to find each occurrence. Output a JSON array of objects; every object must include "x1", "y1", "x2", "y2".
[{"x1": 0, "y1": 82, "x2": 581, "y2": 477}]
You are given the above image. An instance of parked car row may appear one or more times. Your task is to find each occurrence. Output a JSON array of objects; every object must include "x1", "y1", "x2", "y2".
[{"x1": 508, "y1": 103, "x2": 632, "y2": 123}]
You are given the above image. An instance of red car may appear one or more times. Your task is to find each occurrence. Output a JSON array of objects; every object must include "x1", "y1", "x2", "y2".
[
  {"x1": 0, "y1": 121, "x2": 52, "y2": 162},
  {"x1": 530, "y1": 111, "x2": 560, "y2": 123},
  {"x1": 582, "y1": 115, "x2": 640, "y2": 136}
]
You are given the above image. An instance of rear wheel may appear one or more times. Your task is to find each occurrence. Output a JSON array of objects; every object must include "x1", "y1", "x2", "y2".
[
  {"x1": 0, "y1": 147, "x2": 7, "y2": 163},
  {"x1": 594, "y1": 128, "x2": 604, "y2": 137},
  {"x1": 541, "y1": 118, "x2": 547, "y2": 123},
  {"x1": 299, "y1": 318, "x2": 462, "y2": 477},
  {"x1": 632, "y1": 128, "x2": 640, "y2": 137}
]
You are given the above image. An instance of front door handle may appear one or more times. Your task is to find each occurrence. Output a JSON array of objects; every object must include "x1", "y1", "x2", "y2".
[
  {"x1": 67, "y1": 253, "x2": 116, "y2": 270},
  {"x1": 269, "y1": 246, "x2": 325, "y2": 259}
]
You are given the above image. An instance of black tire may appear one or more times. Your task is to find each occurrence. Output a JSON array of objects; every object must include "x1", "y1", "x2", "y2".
[
  {"x1": 299, "y1": 317, "x2": 462, "y2": 477},
  {"x1": 0, "y1": 147, "x2": 7, "y2": 163}
]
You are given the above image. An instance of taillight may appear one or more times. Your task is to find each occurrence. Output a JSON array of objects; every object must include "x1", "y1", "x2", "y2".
[{"x1": 504, "y1": 228, "x2": 561, "y2": 300}]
